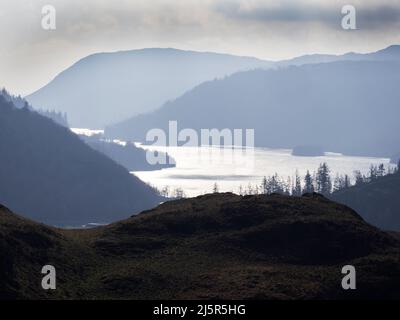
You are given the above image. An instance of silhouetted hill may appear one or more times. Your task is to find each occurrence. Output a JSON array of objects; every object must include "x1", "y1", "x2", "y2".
[
  {"x1": 1, "y1": 88, "x2": 69, "y2": 127},
  {"x1": 0, "y1": 96, "x2": 161, "y2": 226},
  {"x1": 332, "y1": 172, "x2": 400, "y2": 231},
  {"x1": 0, "y1": 88, "x2": 26, "y2": 109},
  {"x1": 1, "y1": 194, "x2": 399, "y2": 299},
  {"x1": 36, "y1": 109, "x2": 69, "y2": 127},
  {"x1": 26, "y1": 48, "x2": 274, "y2": 128},
  {"x1": 106, "y1": 61, "x2": 400, "y2": 157}
]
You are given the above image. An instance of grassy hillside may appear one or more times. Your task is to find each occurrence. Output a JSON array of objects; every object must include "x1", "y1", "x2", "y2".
[
  {"x1": 0, "y1": 204, "x2": 95, "y2": 299},
  {"x1": 1, "y1": 193, "x2": 399, "y2": 300}
]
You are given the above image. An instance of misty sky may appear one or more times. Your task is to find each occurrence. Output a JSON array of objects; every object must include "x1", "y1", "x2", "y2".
[{"x1": 0, "y1": 0, "x2": 399, "y2": 95}]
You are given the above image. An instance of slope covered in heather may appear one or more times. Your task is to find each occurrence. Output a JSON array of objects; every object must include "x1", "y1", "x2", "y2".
[{"x1": 1, "y1": 193, "x2": 399, "y2": 300}]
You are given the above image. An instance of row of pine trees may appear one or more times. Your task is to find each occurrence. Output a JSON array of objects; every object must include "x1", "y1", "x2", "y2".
[
  {"x1": 235, "y1": 162, "x2": 399, "y2": 197},
  {"x1": 157, "y1": 161, "x2": 399, "y2": 199}
]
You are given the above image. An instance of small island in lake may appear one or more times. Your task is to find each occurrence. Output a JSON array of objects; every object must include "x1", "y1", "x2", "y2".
[{"x1": 292, "y1": 145, "x2": 324, "y2": 157}]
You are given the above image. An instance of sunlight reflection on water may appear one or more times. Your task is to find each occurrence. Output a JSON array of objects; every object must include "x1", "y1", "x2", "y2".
[{"x1": 132, "y1": 145, "x2": 394, "y2": 197}]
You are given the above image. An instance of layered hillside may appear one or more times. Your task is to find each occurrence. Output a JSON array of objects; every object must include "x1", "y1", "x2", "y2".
[
  {"x1": 332, "y1": 172, "x2": 400, "y2": 231},
  {"x1": 0, "y1": 96, "x2": 160, "y2": 226},
  {"x1": 26, "y1": 48, "x2": 273, "y2": 128},
  {"x1": 26, "y1": 45, "x2": 400, "y2": 130},
  {"x1": 1, "y1": 194, "x2": 399, "y2": 300},
  {"x1": 105, "y1": 60, "x2": 400, "y2": 158}
]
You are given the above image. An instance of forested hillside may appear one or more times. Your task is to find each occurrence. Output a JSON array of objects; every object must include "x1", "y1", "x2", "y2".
[{"x1": 0, "y1": 96, "x2": 161, "y2": 226}]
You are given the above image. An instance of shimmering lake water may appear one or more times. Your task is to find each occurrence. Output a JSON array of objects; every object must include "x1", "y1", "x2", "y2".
[{"x1": 132, "y1": 145, "x2": 393, "y2": 197}]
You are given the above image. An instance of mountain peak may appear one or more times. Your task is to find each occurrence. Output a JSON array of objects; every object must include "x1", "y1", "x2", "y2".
[{"x1": 26, "y1": 48, "x2": 273, "y2": 128}]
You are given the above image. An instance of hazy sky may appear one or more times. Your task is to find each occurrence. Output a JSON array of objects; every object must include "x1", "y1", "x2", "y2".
[{"x1": 1, "y1": 0, "x2": 399, "y2": 95}]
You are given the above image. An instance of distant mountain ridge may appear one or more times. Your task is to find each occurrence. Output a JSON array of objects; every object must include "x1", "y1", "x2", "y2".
[
  {"x1": 26, "y1": 45, "x2": 400, "y2": 129},
  {"x1": 26, "y1": 48, "x2": 274, "y2": 128},
  {"x1": 0, "y1": 95, "x2": 160, "y2": 226},
  {"x1": 105, "y1": 60, "x2": 400, "y2": 157},
  {"x1": 276, "y1": 44, "x2": 400, "y2": 67}
]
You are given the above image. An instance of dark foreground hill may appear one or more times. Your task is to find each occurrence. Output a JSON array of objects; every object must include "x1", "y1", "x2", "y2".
[
  {"x1": 0, "y1": 96, "x2": 160, "y2": 226},
  {"x1": 332, "y1": 173, "x2": 400, "y2": 231},
  {"x1": 1, "y1": 193, "x2": 399, "y2": 300}
]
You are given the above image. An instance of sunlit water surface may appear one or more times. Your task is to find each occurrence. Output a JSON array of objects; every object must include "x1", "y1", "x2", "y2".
[{"x1": 132, "y1": 145, "x2": 393, "y2": 197}]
